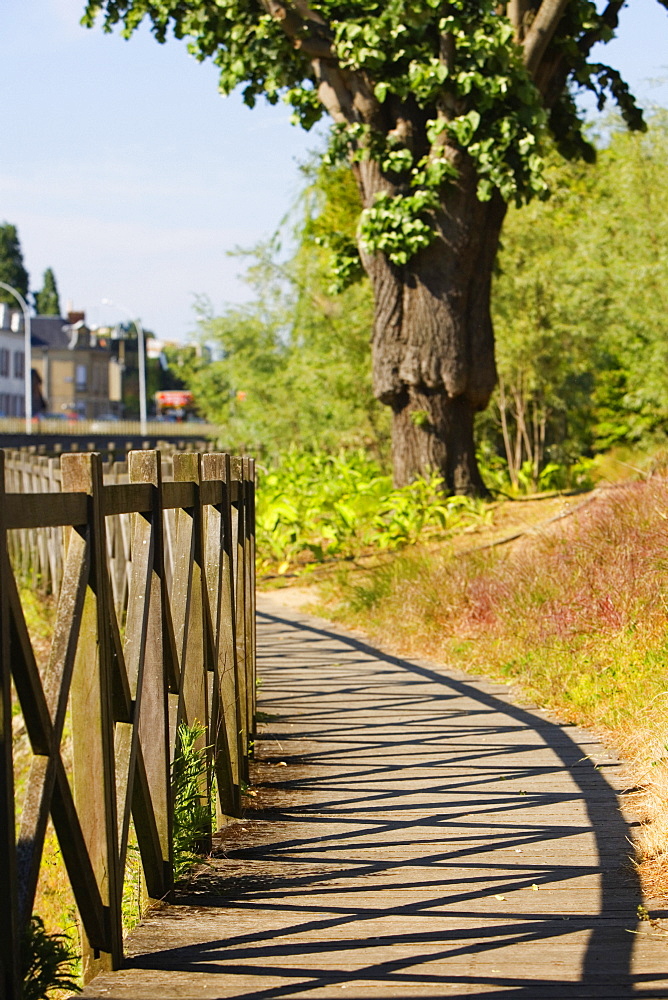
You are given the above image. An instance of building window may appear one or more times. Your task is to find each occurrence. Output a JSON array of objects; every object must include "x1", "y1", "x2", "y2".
[
  {"x1": 0, "y1": 349, "x2": 9, "y2": 377},
  {"x1": 13, "y1": 351, "x2": 24, "y2": 379},
  {"x1": 75, "y1": 364, "x2": 87, "y2": 390}
]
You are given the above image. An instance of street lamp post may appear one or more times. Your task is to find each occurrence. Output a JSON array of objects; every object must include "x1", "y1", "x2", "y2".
[
  {"x1": 0, "y1": 280, "x2": 32, "y2": 435},
  {"x1": 102, "y1": 298, "x2": 147, "y2": 436}
]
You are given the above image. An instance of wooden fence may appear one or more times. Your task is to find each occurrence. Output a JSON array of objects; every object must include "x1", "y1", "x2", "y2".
[
  {"x1": 0, "y1": 448, "x2": 256, "y2": 998},
  {"x1": 2, "y1": 450, "x2": 219, "y2": 602}
]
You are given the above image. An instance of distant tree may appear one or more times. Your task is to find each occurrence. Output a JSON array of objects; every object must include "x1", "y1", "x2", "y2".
[
  {"x1": 34, "y1": 268, "x2": 61, "y2": 315},
  {"x1": 177, "y1": 223, "x2": 385, "y2": 461},
  {"x1": 485, "y1": 113, "x2": 668, "y2": 485},
  {"x1": 156, "y1": 162, "x2": 384, "y2": 457},
  {"x1": 0, "y1": 223, "x2": 29, "y2": 305}
]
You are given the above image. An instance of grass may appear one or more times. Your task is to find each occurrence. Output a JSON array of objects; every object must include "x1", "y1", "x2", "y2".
[{"x1": 320, "y1": 476, "x2": 668, "y2": 898}]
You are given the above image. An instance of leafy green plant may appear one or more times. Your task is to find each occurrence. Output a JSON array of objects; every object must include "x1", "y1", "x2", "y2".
[
  {"x1": 21, "y1": 915, "x2": 80, "y2": 1000},
  {"x1": 488, "y1": 117, "x2": 668, "y2": 480},
  {"x1": 256, "y1": 449, "x2": 489, "y2": 573},
  {"x1": 171, "y1": 722, "x2": 212, "y2": 881},
  {"x1": 475, "y1": 443, "x2": 595, "y2": 497}
]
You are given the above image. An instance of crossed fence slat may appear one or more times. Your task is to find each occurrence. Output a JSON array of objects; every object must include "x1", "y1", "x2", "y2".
[{"x1": 0, "y1": 448, "x2": 256, "y2": 999}]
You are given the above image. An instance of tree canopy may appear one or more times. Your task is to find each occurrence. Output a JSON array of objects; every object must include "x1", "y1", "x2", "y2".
[
  {"x1": 0, "y1": 223, "x2": 29, "y2": 306},
  {"x1": 83, "y1": 0, "x2": 668, "y2": 492},
  {"x1": 84, "y1": 1, "x2": 661, "y2": 265}
]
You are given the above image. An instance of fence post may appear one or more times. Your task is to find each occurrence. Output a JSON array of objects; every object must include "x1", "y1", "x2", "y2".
[
  {"x1": 248, "y1": 458, "x2": 257, "y2": 736},
  {"x1": 61, "y1": 453, "x2": 123, "y2": 981},
  {"x1": 230, "y1": 457, "x2": 249, "y2": 781},
  {"x1": 242, "y1": 457, "x2": 255, "y2": 745},
  {"x1": 202, "y1": 453, "x2": 241, "y2": 819},
  {"x1": 0, "y1": 451, "x2": 21, "y2": 1000},
  {"x1": 125, "y1": 451, "x2": 173, "y2": 899},
  {"x1": 171, "y1": 453, "x2": 212, "y2": 850}
]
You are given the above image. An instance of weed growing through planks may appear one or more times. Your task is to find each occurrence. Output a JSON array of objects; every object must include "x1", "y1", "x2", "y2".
[
  {"x1": 21, "y1": 915, "x2": 80, "y2": 1000},
  {"x1": 325, "y1": 476, "x2": 668, "y2": 896},
  {"x1": 121, "y1": 823, "x2": 145, "y2": 935},
  {"x1": 172, "y1": 722, "x2": 214, "y2": 881}
]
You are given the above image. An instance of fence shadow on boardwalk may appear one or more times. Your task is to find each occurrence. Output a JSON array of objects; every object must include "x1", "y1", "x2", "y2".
[{"x1": 121, "y1": 607, "x2": 667, "y2": 1000}]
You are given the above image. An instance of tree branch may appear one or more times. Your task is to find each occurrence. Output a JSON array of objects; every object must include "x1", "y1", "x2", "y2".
[
  {"x1": 507, "y1": 0, "x2": 531, "y2": 41},
  {"x1": 258, "y1": 0, "x2": 379, "y2": 125},
  {"x1": 577, "y1": 0, "x2": 625, "y2": 56},
  {"x1": 522, "y1": 0, "x2": 571, "y2": 75},
  {"x1": 258, "y1": 0, "x2": 334, "y2": 59},
  {"x1": 314, "y1": 59, "x2": 355, "y2": 123},
  {"x1": 258, "y1": 2, "x2": 384, "y2": 134}
]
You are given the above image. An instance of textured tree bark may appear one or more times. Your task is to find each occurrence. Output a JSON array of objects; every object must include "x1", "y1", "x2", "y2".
[
  {"x1": 358, "y1": 157, "x2": 507, "y2": 494},
  {"x1": 390, "y1": 389, "x2": 486, "y2": 495}
]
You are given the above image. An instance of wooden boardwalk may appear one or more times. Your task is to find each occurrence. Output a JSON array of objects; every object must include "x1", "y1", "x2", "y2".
[{"x1": 80, "y1": 595, "x2": 668, "y2": 999}]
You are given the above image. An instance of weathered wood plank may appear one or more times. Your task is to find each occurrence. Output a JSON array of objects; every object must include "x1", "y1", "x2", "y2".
[
  {"x1": 230, "y1": 456, "x2": 248, "y2": 784},
  {"x1": 0, "y1": 452, "x2": 21, "y2": 1000},
  {"x1": 113, "y1": 480, "x2": 154, "y2": 875},
  {"x1": 62, "y1": 453, "x2": 123, "y2": 979},
  {"x1": 202, "y1": 453, "x2": 239, "y2": 819},
  {"x1": 163, "y1": 481, "x2": 196, "y2": 511},
  {"x1": 199, "y1": 479, "x2": 223, "y2": 508},
  {"x1": 103, "y1": 482, "x2": 154, "y2": 516},
  {"x1": 172, "y1": 453, "x2": 211, "y2": 849},
  {"x1": 243, "y1": 457, "x2": 255, "y2": 738},
  {"x1": 128, "y1": 450, "x2": 172, "y2": 899},
  {"x1": 3, "y1": 490, "x2": 88, "y2": 529}
]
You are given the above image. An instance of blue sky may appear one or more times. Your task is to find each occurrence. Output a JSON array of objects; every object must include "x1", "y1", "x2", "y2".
[{"x1": 1, "y1": 0, "x2": 667, "y2": 342}]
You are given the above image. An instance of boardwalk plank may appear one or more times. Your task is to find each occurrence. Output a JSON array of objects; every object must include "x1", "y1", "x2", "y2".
[{"x1": 80, "y1": 596, "x2": 668, "y2": 1000}]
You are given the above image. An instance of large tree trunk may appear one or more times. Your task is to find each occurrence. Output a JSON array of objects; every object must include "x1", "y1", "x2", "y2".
[
  {"x1": 390, "y1": 388, "x2": 486, "y2": 495},
  {"x1": 358, "y1": 157, "x2": 507, "y2": 495}
]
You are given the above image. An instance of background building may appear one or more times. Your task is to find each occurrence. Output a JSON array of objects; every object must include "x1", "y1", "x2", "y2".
[
  {"x1": 0, "y1": 303, "x2": 27, "y2": 417},
  {"x1": 31, "y1": 312, "x2": 120, "y2": 418}
]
